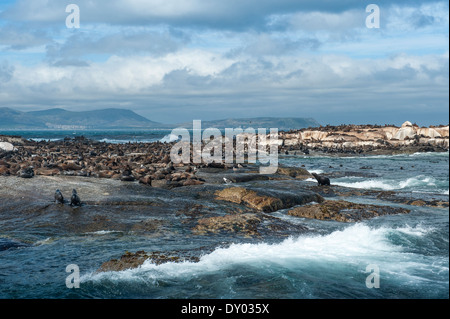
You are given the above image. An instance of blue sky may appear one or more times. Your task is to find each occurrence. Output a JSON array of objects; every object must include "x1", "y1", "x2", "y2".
[{"x1": 0, "y1": 0, "x2": 448, "y2": 125}]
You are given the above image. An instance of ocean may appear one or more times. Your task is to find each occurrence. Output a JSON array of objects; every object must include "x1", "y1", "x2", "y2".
[{"x1": 0, "y1": 130, "x2": 448, "y2": 299}]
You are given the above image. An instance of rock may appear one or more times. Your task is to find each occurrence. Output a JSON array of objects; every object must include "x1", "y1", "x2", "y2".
[
  {"x1": 288, "y1": 200, "x2": 410, "y2": 222},
  {"x1": 409, "y1": 200, "x2": 426, "y2": 207},
  {"x1": 215, "y1": 187, "x2": 283, "y2": 213},
  {"x1": 193, "y1": 213, "x2": 262, "y2": 236},
  {"x1": 276, "y1": 167, "x2": 312, "y2": 179},
  {"x1": 0, "y1": 142, "x2": 15, "y2": 152},
  {"x1": 97, "y1": 250, "x2": 200, "y2": 272},
  {"x1": 214, "y1": 187, "x2": 323, "y2": 213}
]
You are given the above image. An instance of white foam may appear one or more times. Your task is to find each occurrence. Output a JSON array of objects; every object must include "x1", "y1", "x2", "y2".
[
  {"x1": 29, "y1": 138, "x2": 61, "y2": 142},
  {"x1": 85, "y1": 230, "x2": 122, "y2": 235},
  {"x1": 160, "y1": 134, "x2": 181, "y2": 143},
  {"x1": 99, "y1": 138, "x2": 158, "y2": 144},
  {"x1": 333, "y1": 175, "x2": 439, "y2": 191},
  {"x1": 34, "y1": 237, "x2": 53, "y2": 246},
  {"x1": 308, "y1": 169, "x2": 324, "y2": 175},
  {"x1": 84, "y1": 223, "x2": 438, "y2": 283}
]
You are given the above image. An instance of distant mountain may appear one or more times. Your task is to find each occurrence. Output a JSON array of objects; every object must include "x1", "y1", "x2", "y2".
[
  {"x1": 177, "y1": 117, "x2": 321, "y2": 130},
  {"x1": 0, "y1": 107, "x2": 165, "y2": 129},
  {"x1": 0, "y1": 108, "x2": 321, "y2": 131},
  {"x1": 0, "y1": 107, "x2": 46, "y2": 129}
]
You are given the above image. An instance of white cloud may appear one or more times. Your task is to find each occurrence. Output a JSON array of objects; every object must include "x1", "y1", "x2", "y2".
[{"x1": 0, "y1": 0, "x2": 448, "y2": 125}]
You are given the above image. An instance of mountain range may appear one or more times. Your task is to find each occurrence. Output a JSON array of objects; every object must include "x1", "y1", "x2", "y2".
[
  {"x1": 0, "y1": 107, "x2": 320, "y2": 130},
  {"x1": 0, "y1": 107, "x2": 161, "y2": 129}
]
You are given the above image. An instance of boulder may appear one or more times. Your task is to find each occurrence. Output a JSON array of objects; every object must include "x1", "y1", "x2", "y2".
[
  {"x1": 97, "y1": 250, "x2": 200, "y2": 272},
  {"x1": 288, "y1": 200, "x2": 410, "y2": 222},
  {"x1": 276, "y1": 167, "x2": 312, "y2": 179},
  {"x1": 193, "y1": 213, "x2": 262, "y2": 236},
  {"x1": 0, "y1": 142, "x2": 15, "y2": 152},
  {"x1": 214, "y1": 187, "x2": 323, "y2": 213}
]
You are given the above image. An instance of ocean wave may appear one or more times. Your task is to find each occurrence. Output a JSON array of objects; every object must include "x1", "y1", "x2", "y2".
[
  {"x1": 333, "y1": 175, "x2": 443, "y2": 191},
  {"x1": 83, "y1": 223, "x2": 443, "y2": 283},
  {"x1": 84, "y1": 230, "x2": 123, "y2": 236},
  {"x1": 308, "y1": 169, "x2": 324, "y2": 175},
  {"x1": 160, "y1": 134, "x2": 181, "y2": 143},
  {"x1": 29, "y1": 138, "x2": 61, "y2": 142},
  {"x1": 99, "y1": 138, "x2": 159, "y2": 144}
]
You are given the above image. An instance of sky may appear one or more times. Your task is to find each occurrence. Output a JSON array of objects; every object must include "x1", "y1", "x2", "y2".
[{"x1": 0, "y1": 0, "x2": 448, "y2": 126}]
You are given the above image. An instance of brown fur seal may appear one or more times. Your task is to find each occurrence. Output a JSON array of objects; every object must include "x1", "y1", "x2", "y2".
[
  {"x1": 54, "y1": 189, "x2": 64, "y2": 204},
  {"x1": 311, "y1": 172, "x2": 330, "y2": 186},
  {"x1": 70, "y1": 189, "x2": 82, "y2": 207}
]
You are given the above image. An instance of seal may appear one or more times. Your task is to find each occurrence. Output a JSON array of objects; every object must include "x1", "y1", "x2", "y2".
[
  {"x1": 311, "y1": 172, "x2": 330, "y2": 186},
  {"x1": 20, "y1": 166, "x2": 34, "y2": 179},
  {"x1": 120, "y1": 166, "x2": 135, "y2": 182},
  {"x1": 54, "y1": 189, "x2": 64, "y2": 204},
  {"x1": 70, "y1": 189, "x2": 82, "y2": 207}
]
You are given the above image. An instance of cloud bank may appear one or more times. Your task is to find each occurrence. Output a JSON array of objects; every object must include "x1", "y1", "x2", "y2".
[{"x1": 0, "y1": 0, "x2": 448, "y2": 125}]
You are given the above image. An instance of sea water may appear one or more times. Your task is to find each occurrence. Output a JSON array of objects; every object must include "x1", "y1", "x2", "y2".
[{"x1": 0, "y1": 131, "x2": 448, "y2": 299}]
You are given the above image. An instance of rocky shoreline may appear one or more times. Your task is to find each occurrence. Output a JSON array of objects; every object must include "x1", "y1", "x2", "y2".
[
  {"x1": 277, "y1": 121, "x2": 449, "y2": 155},
  {"x1": 1, "y1": 124, "x2": 448, "y2": 272}
]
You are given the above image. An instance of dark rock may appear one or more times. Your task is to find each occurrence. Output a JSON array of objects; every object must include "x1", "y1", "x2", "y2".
[
  {"x1": 97, "y1": 250, "x2": 200, "y2": 272},
  {"x1": 288, "y1": 200, "x2": 410, "y2": 222}
]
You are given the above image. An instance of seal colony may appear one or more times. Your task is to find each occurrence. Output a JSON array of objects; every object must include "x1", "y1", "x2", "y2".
[
  {"x1": 0, "y1": 124, "x2": 448, "y2": 275},
  {"x1": 0, "y1": 121, "x2": 448, "y2": 185}
]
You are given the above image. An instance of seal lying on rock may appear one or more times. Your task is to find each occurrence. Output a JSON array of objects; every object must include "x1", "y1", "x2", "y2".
[
  {"x1": 311, "y1": 173, "x2": 330, "y2": 186},
  {"x1": 19, "y1": 167, "x2": 34, "y2": 179},
  {"x1": 120, "y1": 166, "x2": 135, "y2": 182},
  {"x1": 54, "y1": 189, "x2": 64, "y2": 204},
  {"x1": 70, "y1": 189, "x2": 82, "y2": 207}
]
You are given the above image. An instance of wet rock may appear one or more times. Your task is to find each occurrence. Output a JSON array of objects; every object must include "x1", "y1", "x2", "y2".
[
  {"x1": 409, "y1": 200, "x2": 426, "y2": 207},
  {"x1": 276, "y1": 167, "x2": 312, "y2": 179},
  {"x1": 215, "y1": 187, "x2": 323, "y2": 213},
  {"x1": 97, "y1": 250, "x2": 200, "y2": 272},
  {"x1": 0, "y1": 238, "x2": 29, "y2": 251},
  {"x1": 288, "y1": 200, "x2": 410, "y2": 222},
  {"x1": 193, "y1": 213, "x2": 262, "y2": 237},
  {"x1": 215, "y1": 188, "x2": 283, "y2": 213}
]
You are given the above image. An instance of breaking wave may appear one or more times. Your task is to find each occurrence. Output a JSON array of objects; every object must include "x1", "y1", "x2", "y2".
[{"x1": 84, "y1": 223, "x2": 443, "y2": 284}]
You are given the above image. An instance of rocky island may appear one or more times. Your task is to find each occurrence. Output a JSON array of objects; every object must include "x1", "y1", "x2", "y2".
[{"x1": 0, "y1": 121, "x2": 448, "y2": 273}]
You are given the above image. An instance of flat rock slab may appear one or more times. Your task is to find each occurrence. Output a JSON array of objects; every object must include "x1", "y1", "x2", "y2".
[
  {"x1": 214, "y1": 186, "x2": 324, "y2": 213},
  {"x1": 97, "y1": 250, "x2": 201, "y2": 272},
  {"x1": 288, "y1": 200, "x2": 410, "y2": 222}
]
